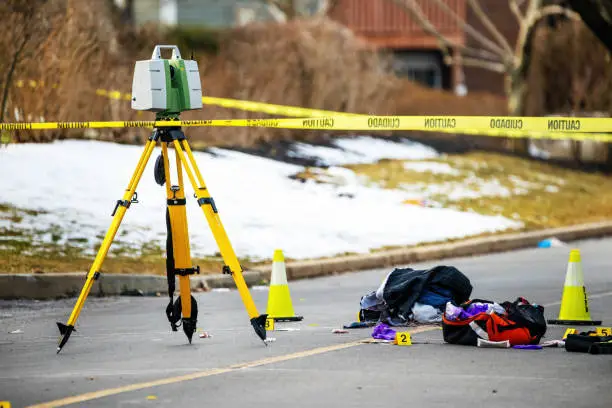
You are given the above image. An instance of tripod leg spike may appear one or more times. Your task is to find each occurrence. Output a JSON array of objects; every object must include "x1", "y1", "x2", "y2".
[{"x1": 55, "y1": 139, "x2": 157, "y2": 353}]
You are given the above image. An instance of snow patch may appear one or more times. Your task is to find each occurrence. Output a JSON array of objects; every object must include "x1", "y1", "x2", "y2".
[
  {"x1": 289, "y1": 136, "x2": 439, "y2": 166},
  {"x1": 0, "y1": 140, "x2": 521, "y2": 260}
]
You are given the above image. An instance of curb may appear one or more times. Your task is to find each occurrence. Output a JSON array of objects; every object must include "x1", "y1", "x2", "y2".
[
  {"x1": 0, "y1": 271, "x2": 264, "y2": 301},
  {"x1": 2, "y1": 221, "x2": 612, "y2": 300},
  {"x1": 252, "y1": 221, "x2": 612, "y2": 280}
]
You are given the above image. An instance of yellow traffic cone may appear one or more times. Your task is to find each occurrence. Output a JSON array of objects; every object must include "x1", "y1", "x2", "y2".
[
  {"x1": 266, "y1": 249, "x2": 303, "y2": 322},
  {"x1": 548, "y1": 249, "x2": 602, "y2": 325}
]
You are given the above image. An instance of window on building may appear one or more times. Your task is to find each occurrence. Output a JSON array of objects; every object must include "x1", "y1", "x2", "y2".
[{"x1": 392, "y1": 51, "x2": 444, "y2": 89}]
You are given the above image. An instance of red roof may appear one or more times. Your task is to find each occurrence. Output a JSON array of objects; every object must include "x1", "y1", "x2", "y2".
[{"x1": 329, "y1": 0, "x2": 467, "y2": 49}]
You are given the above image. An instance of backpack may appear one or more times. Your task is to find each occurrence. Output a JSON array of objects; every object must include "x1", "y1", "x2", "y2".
[{"x1": 442, "y1": 297, "x2": 547, "y2": 346}]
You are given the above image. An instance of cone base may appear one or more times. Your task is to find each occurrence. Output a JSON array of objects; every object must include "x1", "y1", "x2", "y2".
[
  {"x1": 272, "y1": 316, "x2": 304, "y2": 322},
  {"x1": 547, "y1": 319, "x2": 602, "y2": 326}
]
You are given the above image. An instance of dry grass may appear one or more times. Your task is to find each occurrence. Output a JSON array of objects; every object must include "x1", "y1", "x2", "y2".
[
  {"x1": 295, "y1": 152, "x2": 612, "y2": 230},
  {"x1": 1, "y1": 2, "x2": 511, "y2": 150},
  {"x1": 525, "y1": 19, "x2": 612, "y2": 116},
  {"x1": 0, "y1": 219, "x2": 265, "y2": 276}
]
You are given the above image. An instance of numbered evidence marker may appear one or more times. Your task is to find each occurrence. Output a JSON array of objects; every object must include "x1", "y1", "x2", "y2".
[
  {"x1": 0, "y1": 401, "x2": 11, "y2": 408},
  {"x1": 562, "y1": 328, "x2": 577, "y2": 339},
  {"x1": 265, "y1": 317, "x2": 275, "y2": 331},
  {"x1": 596, "y1": 327, "x2": 612, "y2": 336},
  {"x1": 395, "y1": 332, "x2": 412, "y2": 346}
]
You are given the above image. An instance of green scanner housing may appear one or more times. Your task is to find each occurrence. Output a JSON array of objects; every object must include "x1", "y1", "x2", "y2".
[{"x1": 131, "y1": 45, "x2": 202, "y2": 119}]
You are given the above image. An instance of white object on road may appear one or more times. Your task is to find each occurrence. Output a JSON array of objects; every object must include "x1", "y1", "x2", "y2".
[{"x1": 477, "y1": 338, "x2": 511, "y2": 348}]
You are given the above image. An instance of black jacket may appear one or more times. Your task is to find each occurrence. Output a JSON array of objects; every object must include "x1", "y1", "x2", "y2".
[{"x1": 382, "y1": 265, "x2": 473, "y2": 320}]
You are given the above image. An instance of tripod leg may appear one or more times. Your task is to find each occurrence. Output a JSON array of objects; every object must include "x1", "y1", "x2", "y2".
[
  {"x1": 56, "y1": 139, "x2": 158, "y2": 353},
  {"x1": 162, "y1": 143, "x2": 198, "y2": 343},
  {"x1": 173, "y1": 139, "x2": 268, "y2": 342}
]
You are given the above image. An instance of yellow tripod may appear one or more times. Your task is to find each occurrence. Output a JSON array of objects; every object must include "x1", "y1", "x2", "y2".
[{"x1": 56, "y1": 126, "x2": 268, "y2": 353}]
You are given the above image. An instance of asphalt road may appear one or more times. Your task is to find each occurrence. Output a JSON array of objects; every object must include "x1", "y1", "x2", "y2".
[{"x1": 1, "y1": 238, "x2": 612, "y2": 408}]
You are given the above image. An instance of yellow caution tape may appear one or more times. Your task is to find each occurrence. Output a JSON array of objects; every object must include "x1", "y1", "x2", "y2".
[
  {"x1": 200, "y1": 96, "x2": 358, "y2": 118},
  {"x1": 94, "y1": 87, "x2": 357, "y2": 117},
  {"x1": 9, "y1": 82, "x2": 612, "y2": 141},
  {"x1": 0, "y1": 115, "x2": 611, "y2": 141}
]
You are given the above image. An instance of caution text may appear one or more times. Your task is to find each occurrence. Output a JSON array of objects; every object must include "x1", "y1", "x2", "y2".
[
  {"x1": 301, "y1": 118, "x2": 335, "y2": 128},
  {"x1": 547, "y1": 119, "x2": 581, "y2": 131},
  {"x1": 490, "y1": 118, "x2": 523, "y2": 130},
  {"x1": 424, "y1": 118, "x2": 456, "y2": 129},
  {"x1": 367, "y1": 117, "x2": 400, "y2": 128}
]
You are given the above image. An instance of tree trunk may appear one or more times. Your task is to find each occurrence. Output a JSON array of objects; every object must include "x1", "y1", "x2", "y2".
[
  {"x1": 504, "y1": 69, "x2": 530, "y2": 155},
  {"x1": 567, "y1": 0, "x2": 612, "y2": 54},
  {"x1": 0, "y1": 36, "x2": 28, "y2": 123},
  {"x1": 506, "y1": 70, "x2": 525, "y2": 116}
]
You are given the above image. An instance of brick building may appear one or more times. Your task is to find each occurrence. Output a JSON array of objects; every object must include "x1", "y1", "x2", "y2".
[{"x1": 329, "y1": 0, "x2": 520, "y2": 97}]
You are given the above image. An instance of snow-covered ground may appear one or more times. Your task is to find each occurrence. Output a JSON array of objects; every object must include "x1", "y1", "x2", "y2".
[
  {"x1": 287, "y1": 135, "x2": 439, "y2": 166},
  {"x1": 0, "y1": 137, "x2": 522, "y2": 260}
]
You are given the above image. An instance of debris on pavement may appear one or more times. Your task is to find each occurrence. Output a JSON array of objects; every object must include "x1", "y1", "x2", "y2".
[
  {"x1": 541, "y1": 340, "x2": 565, "y2": 348},
  {"x1": 332, "y1": 329, "x2": 349, "y2": 334},
  {"x1": 442, "y1": 297, "x2": 547, "y2": 347},
  {"x1": 512, "y1": 344, "x2": 543, "y2": 350},
  {"x1": 477, "y1": 339, "x2": 511, "y2": 348},
  {"x1": 371, "y1": 323, "x2": 397, "y2": 341},
  {"x1": 343, "y1": 322, "x2": 374, "y2": 329},
  {"x1": 358, "y1": 265, "x2": 473, "y2": 327},
  {"x1": 9, "y1": 329, "x2": 23, "y2": 334},
  {"x1": 199, "y1": 331, "x2": 212, "y2": 339},
  {"x1": 537, "y1": 237, "x2": 566, "y2": 248},
  {"x1": 565, "y1": 331, "x2": 612, "y2": 354}
]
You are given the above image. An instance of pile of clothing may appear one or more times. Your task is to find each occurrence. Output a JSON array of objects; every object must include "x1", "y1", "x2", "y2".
[{"x1": 359, "y1": 265, "x2": 473, "y2": 326}]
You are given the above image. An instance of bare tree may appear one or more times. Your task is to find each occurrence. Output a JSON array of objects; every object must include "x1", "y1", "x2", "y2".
[
  {"x1": 567, "y1": 0, "x2": 612, "y2": 53},
  {"x1": 263, "y1": 0, "x2": 339, "y2": 22},
  {"x1": 391, "y1": 0, "x2": 581, "y2": 117},
  {"x1": 0, "y1": 0, "x2": 51, "y2": 124}
]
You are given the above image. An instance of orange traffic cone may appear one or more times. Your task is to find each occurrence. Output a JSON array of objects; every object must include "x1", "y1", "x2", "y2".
[{"x1": 548, "y1": 249, "x2": 602, "y2": 325}]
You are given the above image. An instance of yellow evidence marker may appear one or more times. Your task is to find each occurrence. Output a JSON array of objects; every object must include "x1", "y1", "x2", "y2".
[
  {"x1": 265, "y1": 317, "x2": 275, "y2": 331},
  {"x1": 562, "y1": 328, "x2": 577, "y2": 339},
  {"x1": 395, "y1": 332, "x2": 412, "y2": 346}
]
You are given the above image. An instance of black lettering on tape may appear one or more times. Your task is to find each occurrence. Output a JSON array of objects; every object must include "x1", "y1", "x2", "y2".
[
  {"x1": 182, "y1": 120, "x2": 211, "y2": 126},
  {"x1": 547, "y1": 119, "x2": 581, "y2": 131},
  {"x1": 367, "y1": 117, "x2": 400, "y2": 129},
  {"x1": 301, "y1": 118, "x2": 334, "y2": 129},
  {"x1": 58, "y1": 122, "x2": 90, "y2": 129},
  {"x1": 0, "y1": 123, "x2": 33, "y2": 130},
  {"x1": 247, "y1": 119, "x2": 280, "y2": 128},
  {"x1": 125, "y1": 121, "x2": 150, "y2": 128},
  {"x1": 423, "y1": 117, "x2": 456, "y2": 129},
  {"x1": 489, "y1": 118, "x2": 523, "y2": 130}
]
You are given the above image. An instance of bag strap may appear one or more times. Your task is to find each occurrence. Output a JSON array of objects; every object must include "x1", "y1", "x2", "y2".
[{"x1": 164, "y1": 207, "x2": 181, "y2": 331}]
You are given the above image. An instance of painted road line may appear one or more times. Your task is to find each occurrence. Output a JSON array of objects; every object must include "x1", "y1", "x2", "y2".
[
  {"x1": 26, "y1": 326, "x2": 438, "y2": 408},
  {"x1": 25, "y1": 291, "x2": 612, "y2": 407}
]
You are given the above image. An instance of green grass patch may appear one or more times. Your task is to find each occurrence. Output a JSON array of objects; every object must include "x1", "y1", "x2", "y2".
[{"x1": 0, "y1": 203, "x2": 267, "y2": 274}]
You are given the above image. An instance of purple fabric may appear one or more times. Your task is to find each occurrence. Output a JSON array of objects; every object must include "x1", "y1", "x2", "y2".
[
  {"x1": 371, "y1": 322, "x2": 397, "y2": 340},
  {"x1": 459, "y1": 303, "x2": 491, "y2": 320},
  {"x1": 445, "y1": 302, "x2": 504, "y2": 321}
]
